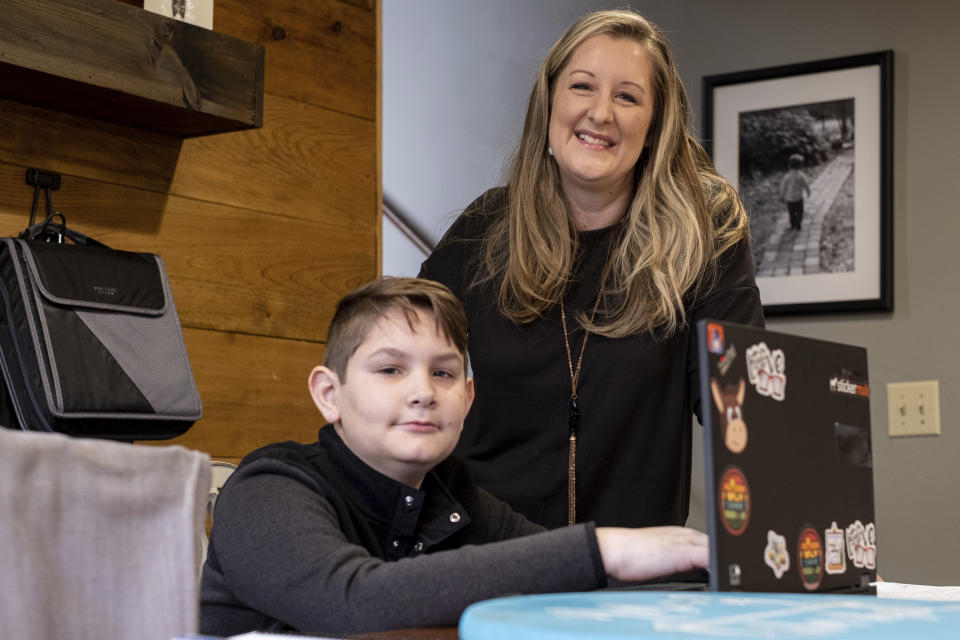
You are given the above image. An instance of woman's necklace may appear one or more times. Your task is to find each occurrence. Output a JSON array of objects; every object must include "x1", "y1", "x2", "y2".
[{"x1": 560, "y1": 271, "x2": 607, "y2": 526}]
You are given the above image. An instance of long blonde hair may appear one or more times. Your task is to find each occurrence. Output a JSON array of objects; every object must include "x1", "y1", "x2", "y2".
[{"x1": 481, "y1": 9, "x2": 749, "y2": 338}]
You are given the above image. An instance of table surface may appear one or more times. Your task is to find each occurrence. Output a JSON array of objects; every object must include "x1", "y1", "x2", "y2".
[
  {"x1": 457, "y1": 591, "x2": 960, "y2": 640},
  {"x1": 338, "y1": 583, "x2": 960, "y2": 640},
  {"x1": 352, "y1": 627, "x2": 458, "y2": 639}
]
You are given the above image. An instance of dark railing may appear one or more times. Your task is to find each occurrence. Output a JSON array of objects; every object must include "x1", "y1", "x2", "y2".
[{"x1": 382, "y1": 196, "x2": 434, "y2": 256}]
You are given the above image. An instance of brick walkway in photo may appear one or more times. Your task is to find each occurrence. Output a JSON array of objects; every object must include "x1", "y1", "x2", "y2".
[{"x1": 756, "y1": 151, "x2": 853, "y2": 277}]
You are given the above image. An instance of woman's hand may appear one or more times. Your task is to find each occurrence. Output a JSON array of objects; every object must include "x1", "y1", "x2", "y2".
[{"x1": 596, "y1": 526, "x2": 708, "y2": 582}]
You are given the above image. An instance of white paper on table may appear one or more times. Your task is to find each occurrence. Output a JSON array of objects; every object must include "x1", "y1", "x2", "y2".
[{"x1": 875, "y1": 581, "x2": 960, "y2": 601}]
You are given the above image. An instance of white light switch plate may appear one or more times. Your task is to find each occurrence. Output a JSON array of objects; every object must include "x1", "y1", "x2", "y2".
[{"x1": 887, "y1": 380, "x2": 941, "y2": 437}]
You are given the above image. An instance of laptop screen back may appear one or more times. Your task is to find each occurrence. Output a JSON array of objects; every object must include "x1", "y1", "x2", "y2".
[{"x1": 697, "y1": 320, "x2": 877, "y2": 593}]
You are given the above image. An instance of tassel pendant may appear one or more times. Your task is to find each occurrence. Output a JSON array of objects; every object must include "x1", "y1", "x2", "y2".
[
  {"x1": 567, "y1": 433, "x2": 577, "y2": 526},
  {"x1": 568, "y1": 398, "x2": 579, "y2": 526}
]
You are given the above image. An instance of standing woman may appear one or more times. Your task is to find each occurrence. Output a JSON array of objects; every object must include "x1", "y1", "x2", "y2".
[{"x1": 420, "y1": 10, "x2": 763, "y2": 530}]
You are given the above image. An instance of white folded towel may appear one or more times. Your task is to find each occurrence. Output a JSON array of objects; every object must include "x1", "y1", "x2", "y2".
[{"x1": 0, "y1": 428, "x2": 210, "y2": 640}]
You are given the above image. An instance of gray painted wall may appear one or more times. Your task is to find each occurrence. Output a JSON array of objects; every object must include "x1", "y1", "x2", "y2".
[{"x1": 384, "y1": 0, "x2": 960, "y2": 585}]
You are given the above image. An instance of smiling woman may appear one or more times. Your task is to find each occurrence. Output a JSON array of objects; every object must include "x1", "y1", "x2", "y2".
[
  {"x1": 419, "y1": 9, "x2": 765, "y2": 531},
  {"x1": 548, "y1": 35, "x2": 655, "y2": 229}
]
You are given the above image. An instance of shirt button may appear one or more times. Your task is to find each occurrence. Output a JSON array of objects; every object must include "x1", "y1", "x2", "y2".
[
  {"x1": 392, "y1": 539, "x2": 400, "y2": 548},
  {"x1": 449, "y1": 512, "x2": 461, "y2": 523},
  {"x1": 404, "y1": 495, "x2": 415, "y2": 507},
  {"x1": 414, "y1": 541, "x2": 423, "y2": 552}
]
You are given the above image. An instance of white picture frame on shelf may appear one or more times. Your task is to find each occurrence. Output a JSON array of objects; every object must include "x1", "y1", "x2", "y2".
[{"x1": 144, "y1": 0, "x2": 213, "y2": 30}]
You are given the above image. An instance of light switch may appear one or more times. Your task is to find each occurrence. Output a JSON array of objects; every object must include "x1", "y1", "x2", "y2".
[{"x1": 887, "y1": 380, "x2": 941, "y2": 437}]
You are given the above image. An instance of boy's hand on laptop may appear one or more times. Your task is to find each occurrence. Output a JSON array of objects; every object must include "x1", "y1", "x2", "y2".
[{"x1": 596, "y1": 526, "x2": 708, "y2": 582}]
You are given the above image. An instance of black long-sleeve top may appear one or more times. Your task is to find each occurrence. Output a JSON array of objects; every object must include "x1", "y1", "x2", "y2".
[
  {"x1": 200, "y1": 426, "x2": 606, "y2": 636},
  {"x1": 420, "y1": 187, "x2": 765, "y2": 530}
]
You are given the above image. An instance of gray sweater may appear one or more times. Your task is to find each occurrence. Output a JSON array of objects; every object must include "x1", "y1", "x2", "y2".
[{"x1": 200, "y1": 427, "x2": 606, "y2": 636}]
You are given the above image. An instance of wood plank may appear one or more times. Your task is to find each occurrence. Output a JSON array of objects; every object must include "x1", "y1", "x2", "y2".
[
  {"x1": 375, "y1": 0, "x2": 383, "y2": 274},
  {"x1": 1, "y1": 0, "x2": 264, "y2": 137},
  {"x1": 0, "y1": 93, "x2": 377, "y2": 223},
  {"x1": 0, "y1": 162, "x2": 378, "y2": 341},
  {"x1": 0, "y1": 98, "x2": 182, "y2": 194},
  {"x1": 174, "y1": 93, "x2": 377, "y2": 219},
  {"x1": 212, "y1": 0, "x2": 375, "y2": 120},
  {"x1": 160, "y1": 328, "x2": 327, "y2": 459}
]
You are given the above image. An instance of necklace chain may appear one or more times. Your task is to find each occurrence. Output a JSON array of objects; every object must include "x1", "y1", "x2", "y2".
[
  {"x1": 560, "y1": 284, "x2": 605, "y2": 526},
  {"x1": 560, "y1": 305, "x2": 591, "y2": 401}
]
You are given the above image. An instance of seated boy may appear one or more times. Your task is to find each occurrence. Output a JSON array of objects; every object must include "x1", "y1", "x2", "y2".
[{"x1": 200, "y1": 277, "x2": 707, "y2": 636}]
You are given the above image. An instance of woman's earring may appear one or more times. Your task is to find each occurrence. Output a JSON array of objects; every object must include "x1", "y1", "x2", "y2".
[{"x1": 547, "y1": 146, "x2": 554, "y2": 156}]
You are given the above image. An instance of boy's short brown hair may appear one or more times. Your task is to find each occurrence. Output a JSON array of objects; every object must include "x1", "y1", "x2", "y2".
[{"x1": 323, "y1": 277, "x2": 469, "y2": 381}]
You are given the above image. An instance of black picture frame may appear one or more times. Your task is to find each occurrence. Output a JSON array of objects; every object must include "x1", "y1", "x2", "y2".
[{"x1": 703, "y1": 51, "x2": 893, "y2": 316}]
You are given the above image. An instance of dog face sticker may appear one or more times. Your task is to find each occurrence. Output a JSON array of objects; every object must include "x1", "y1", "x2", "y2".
[{"x1": 712, "y1": 377, "x2": 748, "y2": 454}]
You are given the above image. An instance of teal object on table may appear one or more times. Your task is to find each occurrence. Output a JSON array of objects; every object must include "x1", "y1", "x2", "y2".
[{"x1": 459, "y1": 592, "x2": 960, "y2": 639}]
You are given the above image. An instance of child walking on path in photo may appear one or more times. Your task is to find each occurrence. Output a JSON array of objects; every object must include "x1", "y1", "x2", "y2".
[{"x1": 780, "y1": 153, "x2": 811, "y2": 230}]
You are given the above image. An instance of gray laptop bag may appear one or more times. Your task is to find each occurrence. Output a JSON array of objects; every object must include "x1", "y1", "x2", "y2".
[{"x1": 0, "y1": 221, "x2": 202, "y2": 440}]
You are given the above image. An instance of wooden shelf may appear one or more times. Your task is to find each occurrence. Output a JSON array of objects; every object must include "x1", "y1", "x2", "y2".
[{"x1": 0, "y1": 0, "x2": 264, "y2": 138}]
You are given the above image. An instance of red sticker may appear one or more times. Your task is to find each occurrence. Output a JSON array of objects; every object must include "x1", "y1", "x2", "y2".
[
  {"x1": 707, "y1": 323, "x2": 725, "y2": 354},
  {"x1": 798, "y1": 526, "x2": 824, "y2": 591},
  {"x1": 718, "y1": 466, "x2": 750, "y2": 535}
]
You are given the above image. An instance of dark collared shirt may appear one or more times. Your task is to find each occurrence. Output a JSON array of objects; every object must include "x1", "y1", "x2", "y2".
[{"x1": 200, "y1": 426, "x2": 605, "y2": 636}]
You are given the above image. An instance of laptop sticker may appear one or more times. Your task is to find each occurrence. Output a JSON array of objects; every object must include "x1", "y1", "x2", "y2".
[
  {"x1": 829, "y1": 368, "x2": 870, "y2": 397},
  {"x1": 825, "y1": 521, "x2": 847, "y2": 575},
  {"x1": 846, "y1": 520, "x2": 877, "y2": 569},
  {"x1": 764, "y1": 530, "x2": 790, "y2": 579},
  {"x1": 745, "y1": 341, "x2": 786, "y2": 401},
  {"x1": 711, "y1": 378, "x2": 748, "y2": 454},
  {"x1": 717, "y1": 344, "x2": 737, "y2": 376},
  {"x1": 707, "y1": 322, "x2": 725, "y2": 354},
  {"x1": 728, "y1": 563, "x2": 742, "y2": 587},
  {"x1": 798, "y1": 526, "x2": 825, "y2": 591},
  {"x1": 834, "y1": 422, "x2": 873, "y2": 468},
  {"x1": 719, "y1": 466, "x2": 750, "y2": 535}
]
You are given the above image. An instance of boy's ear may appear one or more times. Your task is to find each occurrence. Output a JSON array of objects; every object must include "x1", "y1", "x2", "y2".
[
  {"x1": 308, "y1": 366, "x2": 341, "y2": 424},
  {"x1": 464, "y1": 377, "x2": 476, "y2": 413}
]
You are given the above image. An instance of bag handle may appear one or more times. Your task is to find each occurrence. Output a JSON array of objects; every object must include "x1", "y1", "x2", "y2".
[
  {"x1": 18, "y1": 212, "x2": 109, "y2": 248},
  {"x1": 20, "y1": 170, "x2": 109, "y2": 248}
]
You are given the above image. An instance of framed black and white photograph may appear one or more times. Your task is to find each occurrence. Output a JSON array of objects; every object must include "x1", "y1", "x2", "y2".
[{"x1": 703, "y1": 51, "x2": 893, "y2": 315}]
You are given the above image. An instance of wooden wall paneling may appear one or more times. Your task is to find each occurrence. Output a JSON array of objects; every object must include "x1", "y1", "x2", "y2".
[
  {"x1": 0, "y1": 162, "x2": 377, "y2": 341},
  {"x1": 0, "y1": 95, "x2": 377, "y2": 231},
  {"x1": 173, "y1": 93, "x2": 377, "y2": 222},
  {"x1": 0, "y1": 159, "x2": 172, "y2": 236},
  {"x1": 0, "y1": 98, "x2": 182, "y2": 196},
  {"x1": 169, "y1": 328, "x2": 326, "y2": 458},
  {"x1": 212, "y1": 0, "x2": 376, "y2": 119},
  {"x1": 0, "y1": 0, "x2": 379, "y2": 461}
]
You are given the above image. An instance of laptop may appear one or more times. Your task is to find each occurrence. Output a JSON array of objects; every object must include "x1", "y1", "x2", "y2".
[{"x1": 697, "y1": 319, "x2": 877, "y2": 594}]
